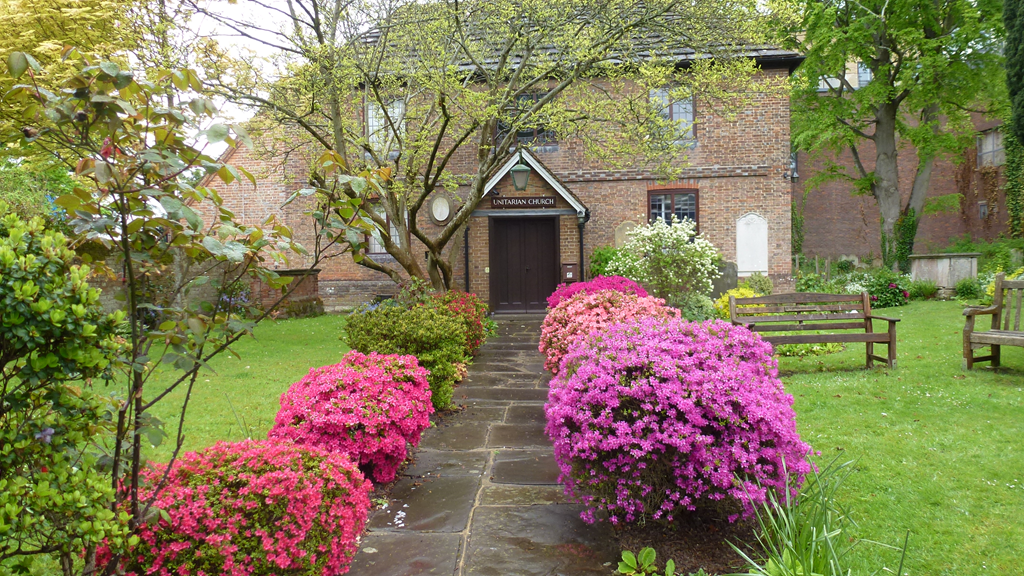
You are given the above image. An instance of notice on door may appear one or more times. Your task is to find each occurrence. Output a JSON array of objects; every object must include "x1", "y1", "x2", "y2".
[{"x1": 491, "y1": 196, "x2": 556, "y2": 208}]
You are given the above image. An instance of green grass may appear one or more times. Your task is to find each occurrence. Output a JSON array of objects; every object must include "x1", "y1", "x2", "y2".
[
  {"x1": 145, "y1": 314, "x2": 350, "y2": 461},
  {"x1": 778, "y1": 300, "x2": 1024, "y2": 576}
]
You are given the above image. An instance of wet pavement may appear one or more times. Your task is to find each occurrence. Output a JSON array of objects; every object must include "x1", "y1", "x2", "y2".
[{"x1": 348, "y1": 316, "x2": 618, "y2": 576}]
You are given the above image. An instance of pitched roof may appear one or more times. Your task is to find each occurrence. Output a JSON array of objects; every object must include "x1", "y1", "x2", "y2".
[{"x1": 483, "y1": 148, "x2": 588, "y2": 217}]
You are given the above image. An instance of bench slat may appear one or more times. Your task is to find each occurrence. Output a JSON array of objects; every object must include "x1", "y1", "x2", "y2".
[
  {"x1": 735, "y1": 303, "x2": 864, "y2": 314},
  {"x1": 734, "y1": 312, "x2": 866, "y2": 323},
  {"x1": 969, "y1": 330, "x2": 1024, "y2": 346},
  {"x1": 745, "y1": 322, "x2": 867, "y2": 332},
  {"x1": 764, "y1": 332, "x2": 892, "y2": 345},
  {"x1": 734, "y1": 292, "x2": 865, "y2": 305}
]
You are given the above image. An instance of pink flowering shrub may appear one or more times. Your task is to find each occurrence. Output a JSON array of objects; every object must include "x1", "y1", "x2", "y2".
[
  {"x1": 539, "y1": 290, "x2": 679, "y2": 374},
  {"x1": 546, "y1": 275, "x2": 648, "y2": 308},
  {"x1": 109, "y1": 440, "x2": 371, "y2": 576},
  {"x1": 545, "y1": 317, "x2": 812, "y2": 525},
  {"x1": 269, "y1": 351, "x2": 433, "y2": 483}
]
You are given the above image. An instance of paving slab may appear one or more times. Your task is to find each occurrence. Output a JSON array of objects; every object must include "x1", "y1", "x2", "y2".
[
  {"x1": 462, "y1": 505, "x2": 617, "y2": 576},
  {"x1": 368, "y1": 476, "x2": 480, "y2": 532},
  {"x1": 444, "y1": 404, "x2": 507, "y2": 422},
  {"x1": 462, "y1": 372, "x2": 542, "y2": 388},
  {"x1": 457, "y1": 387, "x2": 549, "y2": 402},
  {"x1": 348, "y1": 532, "x2": 461, "y2": 576},
  {"x1": 488, "y1": 424, "x2": 551, "y2": 448},
  {"x1": 418, "y1": 422, "x2": 490, "y2": 451},
  {"x1": 491, "y1": 450, "x2": 560, "y2": 485},
  {"x1": 505, "y1": 404, "x2": 547, "y2": 425},
  {"x1": 403, "y1": 450, "x2": 489, "y2": 478},
  {"x1": 478, "y1": 484, "x2": 568, "y2": 506}
]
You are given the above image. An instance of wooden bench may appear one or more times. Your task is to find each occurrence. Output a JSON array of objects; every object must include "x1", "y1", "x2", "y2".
[
  {"x1": 963, "y1": 273, "x2": 1024, "y2": 369},
  {"x1": 728, "y1": 292, "x2": 900, "y2": 368}
]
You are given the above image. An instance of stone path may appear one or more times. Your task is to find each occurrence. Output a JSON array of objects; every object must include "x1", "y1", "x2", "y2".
[{"x1": 348, "y1": 316, "x2": 617, "y2": 576}]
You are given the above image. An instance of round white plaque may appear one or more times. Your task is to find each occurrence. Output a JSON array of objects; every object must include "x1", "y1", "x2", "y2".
[{"x1": 430, "y1": 195, "x2": 452, "y2": 224}]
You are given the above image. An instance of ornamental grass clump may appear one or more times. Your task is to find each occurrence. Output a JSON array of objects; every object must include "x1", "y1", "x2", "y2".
[
  {"x1": 109, "y1": 440, "x2": 371, "y2": 576},
  {"x1": 545, "y1": 317, "x2": 812, "y2": 525},
  {"x1": 269, "y1": 351, "x2": 433, "y2": 483},
  {"x1": 546, "y1": 275, "x2": 649, "y2": 308},
  {"x1": 538, "y1": 290, "x2": 679, "y2": 374}
]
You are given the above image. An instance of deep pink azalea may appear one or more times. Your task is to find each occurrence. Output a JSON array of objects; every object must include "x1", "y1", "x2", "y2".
[
  {"x1": 269, "y1": 351, "x2": 433, "y2": 483},
  {"x1": 546, "y1": 275, "x2": 648, "y2": 308},
  {"x1": 545, "y1": 317, "x2": 812, "y2": 525}
]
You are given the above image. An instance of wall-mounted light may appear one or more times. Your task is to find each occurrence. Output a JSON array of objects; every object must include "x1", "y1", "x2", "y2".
[
  {"x1": 783, "y1": 152, "x2": 799, "y2": 182},
  {"x1": 510, "y1": 152, "x2": 531, "y2": 191}
]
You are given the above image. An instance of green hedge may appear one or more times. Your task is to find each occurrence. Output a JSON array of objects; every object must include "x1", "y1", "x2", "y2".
[{"x1": 344, "y1": 303, "x2": 468, "y2": 410}]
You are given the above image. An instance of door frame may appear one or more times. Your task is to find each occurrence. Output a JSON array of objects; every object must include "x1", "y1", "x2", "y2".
[{"x1": 488, "y1": 215, "x2": 561, "y2": 313}]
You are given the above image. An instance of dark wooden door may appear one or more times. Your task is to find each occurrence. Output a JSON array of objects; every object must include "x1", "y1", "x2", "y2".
[{"x1": 491, "y1": 217, "x2": 558, "y2": 312}]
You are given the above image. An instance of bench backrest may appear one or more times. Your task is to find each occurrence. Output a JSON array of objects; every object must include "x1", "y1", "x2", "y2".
[
  {"x1": 729, "y1": 292, "x2": 871, "y2": 333},
  {"x1": 994, "y1": 274, "x2": 1024, "y2": 332}
]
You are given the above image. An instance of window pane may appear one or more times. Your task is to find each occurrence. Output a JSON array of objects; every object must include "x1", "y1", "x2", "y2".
[
  {"x1": 673, "y1": 193, "x2": 696, "y2": 222},
  {"x1": 649, "y1": 194, "x2": 671, "y2": 224},
  {"x1": 857, "y1": 63, "x2": 872, "y2": 88}
]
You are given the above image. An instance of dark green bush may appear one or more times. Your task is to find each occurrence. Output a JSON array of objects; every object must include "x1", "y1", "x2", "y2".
[
  {"x1": 836, "y1": 259, "x2": 856, "y2": 274},
  {"x1": 344, "y1": 303, "x2": 468, "y2": 410},
  {"x1": 744, "y1": 272, "x2": 774, "y2": 295},
  {"x1": 955, "y1": 277, "x2": 982, "y2": 300},
  {"x1": 864, "y1": 269, "x2": 910, "y2": 308},
  {"x1": 944, "y1": 235, "x2": 1024, "y2": 273},
  {"x1": 589, "y1": 245, "x2": 620, "y2": 278},
  {"x1": 909, "y1": 279, "x2": 939, "y2": 300},
  {"x1": 668, "y1": 292, "x2": 715, "y2": 321},
  {"x1": 795, "y1": 271, "x2": 828, "y2": 293}
]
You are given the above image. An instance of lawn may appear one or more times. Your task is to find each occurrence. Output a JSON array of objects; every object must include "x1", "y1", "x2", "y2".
[
  {"x1": 779, "y1": 300, "x2": 1024, "y2": 576},
  {"x1": 146, "y1": 314, "x2": 350, "y2": 461},
  {"x1": 146, "y1": 301, "x2": 1024, "y2": 575}
]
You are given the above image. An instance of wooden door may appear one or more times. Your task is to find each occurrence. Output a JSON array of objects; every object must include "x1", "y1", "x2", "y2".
[{"x1": 491, "y1": 217, "x2": 558, "y2": 312}]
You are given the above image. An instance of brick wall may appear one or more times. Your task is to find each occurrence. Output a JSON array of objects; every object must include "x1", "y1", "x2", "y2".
[{"x1": 794, "y1": 116, "x2": 1009, "y2": 260}]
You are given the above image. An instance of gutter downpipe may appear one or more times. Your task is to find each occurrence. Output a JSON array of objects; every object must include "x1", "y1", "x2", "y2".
[
  {"x1": 463, "y1": 222, "x2": 470, "y2": 292},
  {"x1": 578, "y1": 209, "x2": 590, "y2": 281}
]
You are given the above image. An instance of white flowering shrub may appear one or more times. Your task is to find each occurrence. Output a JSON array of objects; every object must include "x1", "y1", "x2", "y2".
[{"x1": 606, "y1": 216, "x2": 721, "y2": 298}]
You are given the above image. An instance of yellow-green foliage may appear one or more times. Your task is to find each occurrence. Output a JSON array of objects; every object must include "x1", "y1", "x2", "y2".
[
  {"x1": 713, "y1": 287, "x2": 761, "y2": 320},
  {"x1": 986, "y1": 267, "x2": 1024, "y2": 298}
]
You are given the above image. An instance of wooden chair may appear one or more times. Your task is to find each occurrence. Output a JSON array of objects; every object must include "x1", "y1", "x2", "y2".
[
  {"x1": 729, "y1": 292, "x2": 899, "y2": 368},
  {"x1": 963, "y1": 273, "x2": 1024, "y2": 369}
]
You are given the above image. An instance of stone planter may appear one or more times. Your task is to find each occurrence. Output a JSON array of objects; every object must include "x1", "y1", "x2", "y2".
[{"x1": 909, "y1": 253, "x2": 980, "y2": 291}]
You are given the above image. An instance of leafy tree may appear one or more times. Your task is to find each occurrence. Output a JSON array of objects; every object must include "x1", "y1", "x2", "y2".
[
  {"x1": 191, "y1": 0, "x2": 778, "y2": 289},
  {"x1": 1, "y1": 51, "x2": 371, "y2": 574},
  {"x1": 793, "y1": 0, "x2": 1005, "y2": 271},
  {"x1": 1008, "y1": 0, "x2": 1024, "y2": 145}
]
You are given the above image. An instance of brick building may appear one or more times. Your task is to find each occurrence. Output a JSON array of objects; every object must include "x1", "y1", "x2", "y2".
[{"x1": 207, "y1": 52, "x2": 802, "y2": 312}]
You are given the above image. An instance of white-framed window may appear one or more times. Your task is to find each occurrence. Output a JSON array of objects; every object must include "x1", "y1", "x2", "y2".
[
  {"x1": 817, "y1": 76, "x2": 842, "y2": 92},
  {"x1": 978, "y1": 129, "x2": 1005, "y2": 167},
  {"x1": 857, "y1": 63, "x2": 872, "y2": 88},
  {"x1": 367, "y1": 98, "x2": 405, "y2": 150},
  {"x1": 367, "y1": 204, "x2": 402, "y2": 255},
  {"x1": 650, "y1": 89, "x2": 695, "y2": 143}
]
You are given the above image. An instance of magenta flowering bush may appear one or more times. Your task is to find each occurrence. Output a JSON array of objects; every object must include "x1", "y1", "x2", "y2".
[
  {"x1": 108, "y1": 440, "x2": 371, "y2": 576},
  {"x1": 539, "y1": 290, "x2": 679, "y2": 374},
  {"x1": 269, "y1": 350, "x2": 433, "y2": 483},
  {"x1": 545, "y1": 317, "x2": 812, "y2": 525},
  {"x1": 546, "y1": 275, "x2": 648, "y2": 308}
]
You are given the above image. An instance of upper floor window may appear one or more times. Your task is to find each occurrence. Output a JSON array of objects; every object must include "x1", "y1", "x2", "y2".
[
  {"x1": 978, "y1": 129, "x2": 1005, "y2": 167},
  {"x1": 650, "y1": 89, "x2": 695, "y2": 144},
  {"x1": 367, "y1": 204, "x2": 402, "y2": 255},
  {"x1": 510, "y1": 93, "x2": 557, "y2": 147},
  {"x1": 857, "y1": 63, "x2": 872, "y2": 88},
  {"x1": 649, "y1": 190, "x2": 698, "y2": 229},
  {"x1": 367, "y1": 98, "x2": 405, "y2": 150}
]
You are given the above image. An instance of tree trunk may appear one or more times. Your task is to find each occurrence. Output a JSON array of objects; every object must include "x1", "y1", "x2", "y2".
[{"x1": 874, "y1": 103, "x2": 902, "y2": 269}]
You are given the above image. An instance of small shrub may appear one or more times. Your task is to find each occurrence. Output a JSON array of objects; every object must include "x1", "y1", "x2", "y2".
[
  {"x1": 433, "y1": 290, "x2": 491, "y2": 355},
  {"x1": 669, "y1": 292, "x2": 716, "y2": 322},
  {"x1": 345, "y1": 304, "x2": 467, "y2": 410},
  {"x1": 795, "y1": 271, "x2": 828, "y2": 293},
  {"x1": 745, "y1": 272, "x2": 774, "y2": 295},
  {"x1": 546, "y1": 275, "x2": 648, "y2": 308},
  {"x1": 109, "y1": 440, "x2": 372, "y2": 576},
  {"x1": 836, "y1": 259, "x2": 856, "y2": 274},
  {"x1": 538, "y1": 290, "x2": 680, "y2": 374},
  {"x1": 269, "y1": 351, "x2": 433, "y2": 483},
  {"x1": 589, "y1": 245, "x2": 620, "y2": 277},
  {"x1": 713, "y1": 286, "x2": 761, "y2": 320},
  {"x1": 864, "y1": 270, "x2": 911, "y2": 308},
  {"x1": 908, "y1": 279, "x2": 939, "y2": 300},
  {"x1": 606, "y1": 216, "x2": 721, "y2": 298},
  {"x1": 545, "y1": 317, "x2": 811, "y2": 524},
  {"x1": 985, "y1": 266, "x2": 1024, "y2": 299},
  {"x1": 955, "y1": 276, "x2": 982, "y2": 300}
]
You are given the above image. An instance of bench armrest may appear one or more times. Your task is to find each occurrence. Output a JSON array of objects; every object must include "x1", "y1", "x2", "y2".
[
  {"x1": 866, "y1": 315, "x2": 901, "y2": 323},
  {"x1": 963, "y1": 306, "x2": 999, "y2": 317}
]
